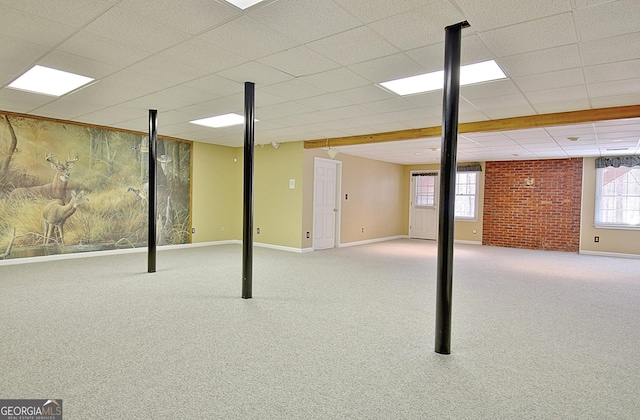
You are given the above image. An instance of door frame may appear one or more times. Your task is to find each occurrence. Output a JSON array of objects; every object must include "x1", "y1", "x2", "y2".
[
  {"x1": 312, "y1": 157, "x2": 342, "y2": 250},
  {"x1": 409, "y1": 169, "x2": 440, "y2": 240}
]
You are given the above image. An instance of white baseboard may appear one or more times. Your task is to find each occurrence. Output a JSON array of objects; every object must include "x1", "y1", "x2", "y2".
[
  {"x1": 455, "y1": 240, "x2": 482, "y2": 245},
  {"x1": 253, "y1": 242, "x2": 308, "y2": 253},
  {"x1": 339, "y1": 235, "x2": 408, "y2": 248},
  {"x1": 579, "y1": 250, "x2": 640, "y2": 259}
]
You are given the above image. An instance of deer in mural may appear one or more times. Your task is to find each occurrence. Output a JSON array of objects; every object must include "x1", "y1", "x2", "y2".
[
  {"x1": 10, "y1": 151, "x2": 78, "y2": 202},
  {"x1": 42, "y1": 190, "x2": 88, "y2": 245}
]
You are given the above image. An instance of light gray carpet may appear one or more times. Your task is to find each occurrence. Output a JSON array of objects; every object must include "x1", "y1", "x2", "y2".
[{"x1": 1, "y1": 240, "x2": 639, "y2": 419}]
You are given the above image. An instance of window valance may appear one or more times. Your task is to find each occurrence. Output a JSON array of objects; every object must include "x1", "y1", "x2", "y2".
[
  {"x1": 457, "y1": 163, "x2": 482, "y2": 172},
  {"x1": 412, "y1": 172, "x2": 439, "y2": 177},
  {"x1": 595, "y1": 156, "x2": 640, "y2": 168}
]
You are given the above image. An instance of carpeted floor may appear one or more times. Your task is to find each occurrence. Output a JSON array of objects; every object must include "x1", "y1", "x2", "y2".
[{"x1": 1, "y1": 239, "x2": 639, "y2": 419}]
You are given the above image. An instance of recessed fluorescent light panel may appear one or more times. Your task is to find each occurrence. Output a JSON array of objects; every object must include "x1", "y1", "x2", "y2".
[
  {"x1": 224, "y1": 0, "x2": 266, "y2": 9},
  {"x1": 8, "y1": 65, "x2": 94, "y2": 96},
  {"x1": 380, "y1": 60, "x2": 507, "y2": 96},
  {"x1": 190, "y1": 113, "x2": 258, "y2": 128}
]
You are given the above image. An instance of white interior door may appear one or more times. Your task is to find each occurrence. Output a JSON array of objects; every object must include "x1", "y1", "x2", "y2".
[
  {"x1": 410, "y1": 172, "x2": 439, "y2": 240},
  {"x1": 313, "y1": 158, "x2": 339, "y2": 250}
]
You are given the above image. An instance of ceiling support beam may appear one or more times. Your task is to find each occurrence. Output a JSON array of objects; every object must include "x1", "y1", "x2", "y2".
[{"x1": 303, "y1": 104, "x2": 640, "y2": 149}]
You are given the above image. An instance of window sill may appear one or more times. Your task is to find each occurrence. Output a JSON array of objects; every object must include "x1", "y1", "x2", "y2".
[
  {"x1": 456, "y1": 217, "x2": 478, "y2": 222},
  {"x1": 594, "y1": 224, "x2": 640, "y2": 231}
]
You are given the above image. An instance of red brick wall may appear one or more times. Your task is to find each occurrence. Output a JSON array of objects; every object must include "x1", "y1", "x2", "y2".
[{"x1": 482, "y1": 158, "x2": 583, "y2": 252}]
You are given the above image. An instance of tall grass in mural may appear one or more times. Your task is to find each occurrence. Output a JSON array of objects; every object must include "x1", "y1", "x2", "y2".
[{"x1": 0, "y1": 113, "x2": 191, "y2": 260}]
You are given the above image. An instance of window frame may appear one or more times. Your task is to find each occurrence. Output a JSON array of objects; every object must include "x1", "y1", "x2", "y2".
[
  {"x1": 594, "y1": 166, "x2": 640, "y2": 230},
  {"x1": 455, "y1": 171, "x2": 480, "y2": 221}
]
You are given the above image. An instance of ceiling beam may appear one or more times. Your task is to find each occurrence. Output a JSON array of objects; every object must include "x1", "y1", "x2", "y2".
[{"x1": 303, "y1": 104, "x2": 640, "y2": 149}]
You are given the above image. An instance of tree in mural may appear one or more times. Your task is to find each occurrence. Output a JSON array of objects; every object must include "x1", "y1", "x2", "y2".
[{"x1": 0, "y1": 115, "x2": 18, "y2": 184}]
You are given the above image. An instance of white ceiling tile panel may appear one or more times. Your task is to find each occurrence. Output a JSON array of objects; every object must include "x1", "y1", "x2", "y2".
[
  {"x1": 0, "y1": 35, "x2": 50, "y2": 85},
  {"x1": 460, "y1": 80, "x2": 520, "y2": 100},
  {"x1": 574, "y1": 0, "x2": 640, "y2": 41},
  {"x1": 38, "y1": 50, "x2": 119, "y2": 80},
  {"x1": 253, "y1": 101, "x2": 315, "y2": 120},
  {"x1": 0, "y1": 87, "x2": 57, "y2": 113},
  {"x1": 199, "y1": 16, "x2": 298, "y2": 60},
  {"x1": 0, "y1": 4, "x2": 76, "y2": 47},
  {"x1": 332, "y1": 0, "x2": 430, "y2": 24},
  {"x1": 480, "y1": 13, "x2": 576, "y2": 57},
  {"x1": 0, "y1": 0, "x2": 118, "y2": 26},
  {"x1": 403, "y1": 117, "x2": 443, "y2": 128},
  {"x1": 590, "y1": 93, "x2": 640, "y2": 109},
  {"x1": 297, "y1": 93, "x2": 353, "y2": 111},
  {"x1": 77, "y1": 105, "x2": 148, "y2": 126},
  {"x1": 299, "y1": 68, "x2": 371, "y2": 92},
  {"x1": 159, "y1": 38, "x2": 248, "y2": 74},
  {"x1": 459, "y1": 111, "x2": 492, "y2": 123},
  {"x1": 584, "y1": 59, "x2": 640, "y2": 84},
  {"x1": 454, "y1": 0, "x2": 571, "y2": 32},
  {"x1": 260, "y1": 79, "x2": 327, "y2": 101},
  {"x1": 248, "y1": 0, "x2": 360, "y2": 44},
  {"x1": 117, "y1": 0, "x2": 240, "y2": 35},
  {"x1": 258, "y1": 46, "x2": 340, "y2": 77},
  {"x1": 481, "y1": 105, "x2": 537, "y2": 120},
  {"x1": 406, "y1": 35, "x2": 495, "y2": 72},
  {"x1": 361, "y1": 98, "x2": 418, "y2": 114},
  {"x1": 31, "y1": 98, "x2": 105, "y2": 120},
  {"x1": 184, "y1": 74, "x2": 244, "y2": 97},
  {"x1": 403, "y1": 91, "x2": 445, "y2": 108},
  {"x1": 588, "y1": 78, "x2": 640, "y2": 98},
  {"x1": 383, "y1": 108, "x2": 433, "y2": 123},
  {"x1": 580, "y1": 32, "x2": 640, "y2": 65},
  {"x1": 58, "y1": 31, "x2": 150, "y2": 68},
  {"x1": 216, "y1": 61, "x2": 294, "y2": 86},
  {"x1": 367, "y1": 2, "x2": 466, "y2": 50},
  {"x1": 127, "y1": 55, "x2": 208, "y2": 85},
  {"x1": 335, "y1": 85, "x2": 396, "y2": 104},
  {"x1": 307, "y1": 27, "x2": 399, "y2": 66},
  {"x1": 82, "y1": 7, "x2": 191, "y2": 54},
  {"x1": 465, "y1": 93, "x2": 531, "y2": 111},
  {"x1": 525, "y1": 85, "x2": 589, "y2": 105},
  {"x1": 498, "y1": 45, "x2": 582, "y2": 79},
  {"x1": 348, "y1": 54, "x2": 425, "y2": 84},
  {"x1": 512, "y1": 68, "x2": 585, "y2": 92},
  {"x1": 531, "y1": 99, "x2": 591, "y2": 115}
]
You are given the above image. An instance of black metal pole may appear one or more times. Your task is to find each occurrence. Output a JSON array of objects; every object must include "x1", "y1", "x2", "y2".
[
  {"x1": 148, "y1": 109, "x2": 158, "y2": 273},
  {"x1": 242, "y1": 82, "x2": 255, "y2": 299},
  {"x1": 435, "y1": 21, "x2": 469, "y2": 355}
]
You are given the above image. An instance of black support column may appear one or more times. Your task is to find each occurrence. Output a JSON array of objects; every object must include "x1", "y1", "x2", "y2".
[
  {"x1": 148, "y1": 109, "x2": 158, "y2": 273},
  {"x1": 435, "y1": 21, "x2": 469, "y2": 354},
  {"x1": 242, "y1": 82, "x2": 255, "y2": 299}
]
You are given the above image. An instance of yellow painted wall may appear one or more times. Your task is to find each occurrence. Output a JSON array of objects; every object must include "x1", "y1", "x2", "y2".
[
  {"x1": 191, "y1": 142, "x2": 242, "y2": 242},
  {"x1": 254, "y1": 142, "x2": 304, "y2": 249},
  {"x1": 580, "y1": 157, "x2": 640, "y2": 256},
  {"x1": 403, "y1": 163, "x2": 485, "y2": 243}
]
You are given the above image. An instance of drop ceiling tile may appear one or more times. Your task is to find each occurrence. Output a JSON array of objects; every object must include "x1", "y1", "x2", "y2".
[
  {"x1": 0, "y1": 87, "x2": 57, "y2": 113},
  {"x1": 482, "y1": 104, "x2": 537, "y2": 120},
  {"x1": 584, "y1": 59, "x2": 640, "y2": 84},
  {"x1": 217, "y1": 61, "x2": 294, "y2": 87},
  {"x1": 575, "y1": 0, "x2": 640, "y2": 41},
  {"x1": 480, "y1": 13, "x2": 576, "y2": 57},
  {"x1": 459, "y1": 111, "x2": 493, "y2": 123},
  {"x1": 499, "y1": 44, "x2": 582, "y2": 77},
  {"x1": 160, "y1": 38, "x2": 248, "y2": 74},
  {"x1": 361, "y1": 97, "x2": 418, "y2": 114},
  {"x1": 252, "y1": 101, "x2": 315, "y2": 119},
  {"x1": 545, "y1": 124, "x2": 596, "y2": 136},
  {"x1": 456, "y1": 0, "x2": 571, "y2": 32},
  {"x1": 503, "y1": 128, "x2": 549, "y2": 139},
  {"x1": 0, "y1": 35, "x2": 50, "y2": 85},
  {"x1": 248, "y1": 0, "x2": 360, "y2": 44},
  {"x1": 83, "y1": 6, "x2": 190, "y2": 54},
  {"x1": 403, "y1": 91, "x2": 444, "y2": 108},
  {"x1": 258, "y1": 46, "x2": 340, "y2": 77},
  {"x1": 299, "y1": 68, "x2": 371, "y2": 92},
  {"x1": 322, "y1": 104, "x2": 376, "y2": 120},
  {"x1": 184, "y1": 74, "x2": 244, "y2": 97},
  {"x1": 0, "y1": 4, "x2": 76, "y2": 47},
  {"x1": 590, "y1": 93, "x2": 640, "y2": 108},
  {"x1": 127, "y1": 55, "x2": 208, "y2": 85},
  {"x1": 332, "y1": 0, "x2": 428, "y2": 24},
  {"x1": 348, "y1": 53, "x2": 425, "y2": 84},
  {"x1": 588, "y1": 78, "x2": 640, "y2": 98},
  {"x1": 460, "y1": 79, "x2": 520, "y2": 100},
  {"x1": 59, "y1": 31, "x2": 151, "y2": 68},
  {"x1": 297, "y1": 93, "x2": 353, "y2": 111},
  {"x1": 465, "y1": 93, "x2": 530, "y2": 111},
  {"x1": 260, "y1": 79, "x2": 327, "y2": 101},
  {"x1": 580, "y1": 32, "x2": 640, "y2": 65},
  {"x1": 335, "y1": 85, "x2": 396, "y2": 104},
  {"x1": 30, "y1": 97, "x2": 104, "y2": 119},
  {"x1": 532, "y1": 98, "x2": 593, "y2": 116},
  {"x1": 402, "y1": 116, "x2": 442, "y2": 128},
  {"x1": 1, "y1": 0, "x2": 118, "y2": 26},
  {"x1": 525, "y1": 85, "x2": 589, "y2": 105},
  {"x1": 307, "y1": 26, "x2": 399, "y2": 66},
  {"x1": 406, "y1": 35, "x2": 494, "y2": 72},
  {"x1": 78, "y1": 105, "x2": 148, "y2": 126},
  {"x1": 512, "y1": 68, "x2": 585, "y2": 92},
  {"x1": 383, "y1": 108, "x2": 432, "y2": 123},
  {"x1": 367, "y1": 2, "x2": 465, "y2": 50},
  {"x1": 118, "y1": 0, "x2": 240, "y2": 35},
  {"x1": 37, "y1": 50, "x2": 118, "y2": 81},
  {"x1": 199, "y1": 16, "x2": 297, "y2": 60}
]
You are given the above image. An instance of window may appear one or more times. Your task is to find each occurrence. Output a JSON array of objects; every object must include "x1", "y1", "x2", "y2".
[
  {"x1": 595, "y1": 166, "x2": 640, "y2": 227},
  {"x1": 455, "y1": 171, "x2": 479, "y2": 220},
  {"x1": 414, "y1": 173, "x2": 436, "y2": 206}
]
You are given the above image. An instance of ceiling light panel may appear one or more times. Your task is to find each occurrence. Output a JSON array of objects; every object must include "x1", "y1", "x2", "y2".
[
  {"x1": 224, "y1": 0, "x2": 267, "y2": 10},
  {"x1": 380, "y1": 60, "x2": 507, "y2": 96},
  {"x1": 190, "y1": 113, "x2": 258, "y2": 128},
  {"x1": 8, "y1": 65, "x2": 94, "y2": 96}
]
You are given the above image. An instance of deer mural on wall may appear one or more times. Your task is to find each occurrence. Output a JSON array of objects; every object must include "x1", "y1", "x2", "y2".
[
  {"x1": 10, "y1": 151, "x2": 78, "y2": 202},
  {"x1": 42, "y1": 190, "x2": 88, "y2": 245}
]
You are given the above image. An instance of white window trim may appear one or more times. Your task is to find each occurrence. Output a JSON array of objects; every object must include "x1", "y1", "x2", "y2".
[
  {"x1": 594, "y1": 166, "x2": 640, "y2": 230},
  {"x1": 455, "y1": 171, "x2": 479, "y2": 222}
]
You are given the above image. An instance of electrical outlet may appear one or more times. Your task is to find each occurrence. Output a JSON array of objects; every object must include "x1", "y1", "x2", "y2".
[
  {"x1": 361, "y1": 227, "x2": 365, "y2": 234},
  {"x1": 594, "y1": 236, "x2": 599, "y2": 243},
  {"x1": 257, "y1": 227, "x2": 260, "y2": 234},
  {"x1": 306, "y1": 232, "x2": 310, "y2": 239},
  {"x1": 192, "y1": 228, "x2": 195, "y2": 234}
]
